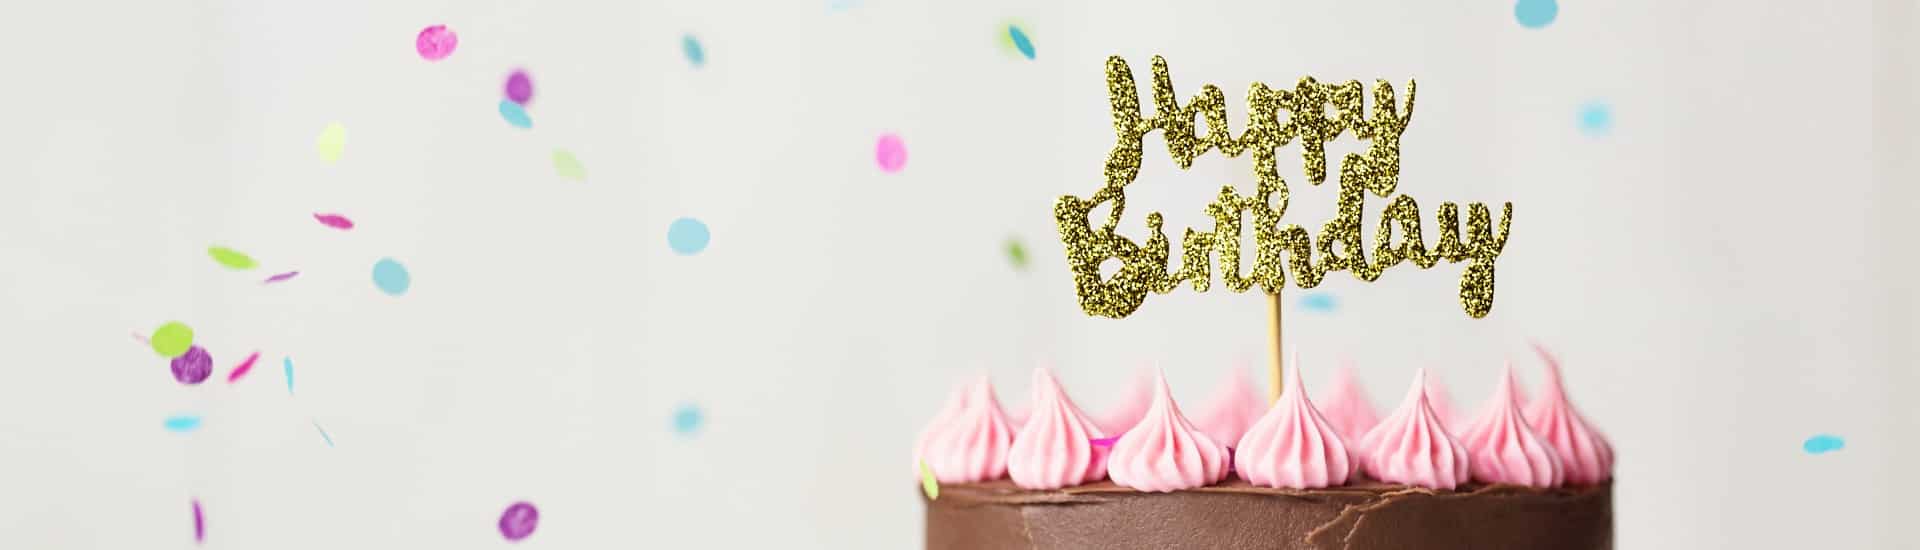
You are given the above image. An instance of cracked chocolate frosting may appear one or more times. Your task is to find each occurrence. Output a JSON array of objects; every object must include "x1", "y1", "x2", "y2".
[{"x1": 923, "y1": 478, "x2": 1611, "y2": 550}]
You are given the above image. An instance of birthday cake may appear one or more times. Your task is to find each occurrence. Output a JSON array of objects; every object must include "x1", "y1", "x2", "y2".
[{"x1": 914, "y1": 348, "x2": 1614, "y2": 550}]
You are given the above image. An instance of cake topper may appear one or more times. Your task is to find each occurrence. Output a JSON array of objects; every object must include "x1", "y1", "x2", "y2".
[{"x1": 1054, "y1": 56, "x2": 1514, "y2": 400}]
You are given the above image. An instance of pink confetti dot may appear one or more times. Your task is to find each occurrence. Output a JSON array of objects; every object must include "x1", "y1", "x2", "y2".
[
  {"x1": 416, "y1": 25, "x2": 458, "y2": 61},
  {"x1": 875, "y1": 133, "x2": 907, "y2": 173}
]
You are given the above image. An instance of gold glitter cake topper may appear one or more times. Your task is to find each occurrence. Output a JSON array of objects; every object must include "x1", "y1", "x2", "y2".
[{"x1": 1055, "y1": 56, "x2": 1514, "y2": 319}]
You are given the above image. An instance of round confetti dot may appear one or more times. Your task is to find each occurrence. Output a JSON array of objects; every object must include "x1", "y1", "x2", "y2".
[
  {"x1": 415, "y1": 25, "x2": 458, "y2": 61},
  {"x1": 1578, "y1": 101, "x2": 1612, "y2": 136},
  {"x1": 372, "y1": 257, "x2": 411, "y2": 296},
  {"x1": 1803, "y1": 434, "x2": 1845, "y2": 454},
  {"x1": 875, "y1": 133, "x2": 907, "y2": 173},
  {"x1": 504, "y1": 70, "x2": 533, "y2": 105},
  {"x1": 1008, "y1": 25, "x2": 1035, "y2": 60},
  {"x1": 1514, "y1": 0, "x2": 1557, "y2": 29},
  {"x1": 171, "y1": 346, "x2": 213, "y2": 385},
  {"x1": 498, "y1": 501, "x2": 539, "y2": 541},
  {"x1": 1005, "y1": 237, "x2": 1029, "y2": 270},
  {"x1": 682, "y1": 34, "x2": 706, "y2": 68},
  {"x1": 672, "y1": 404, "x2": 704, "y2": 436},
  {"x1": 151, "y1": 321, "x2": 194, "y2": 358},
  {"x1": 498, "y1": 100, "x2": 532, "y2": 129},
  {"x1": 316, "y1": 122, "x2": 346, "y2": 163},
  {"x1": 667, "y1": 218, "x2": 710, "y2": 255}
]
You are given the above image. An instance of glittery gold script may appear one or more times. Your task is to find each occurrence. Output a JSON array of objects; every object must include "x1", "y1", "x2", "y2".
[{"x1": 1054, "y1": 56, "x2": 1513, "y2": 319}]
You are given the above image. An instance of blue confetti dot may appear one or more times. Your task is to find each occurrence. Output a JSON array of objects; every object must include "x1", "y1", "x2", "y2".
[
  {"x1": 164, "y1": 415, "x2": 202, "y2": 433},
  {"x1": 672, "y1": 404, "x2": 704, "y2": 436},
  {"x1": 682, "y1": 35, "x2": 705, "y2": 68},
  {"x1": 667, "y1": 218, "x2": 710, "y2": 255},
  {"x1": 1009, "y1": 26, "x2": 1035, "y2": 60},
  {"x1": 372, "y1": 257, "x2": 411, "y2": 296},
  {"x1": 1515, "y1": 0, "x2": 1557, "y2": 29},
  {"x1": 1578, "y1": 101, "x2": 1612, "y2": 136},
  {"x1": 498, "y1": 100, "x2": 532, "y2": 129},
  {"x1": 1299, "y1": 292, "x2": 1338, "y2": 312},
  {"x1": 1803, "y1": 434, "x2": 1845, "y2": 454}
]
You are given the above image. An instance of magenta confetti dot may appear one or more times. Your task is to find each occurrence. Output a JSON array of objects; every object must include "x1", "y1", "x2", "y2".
[
  {"x1": 505, "y1": 70, "x2": 533, "y2": 106},
  {"x1": 313, "y1": 213, "x2": 354, "y2": 230},
  {"x1": 191, "y1": 498, "x2": 205, "y2": 543},
  {"x1": 415, "y1": 25, "x2": 458, "y2": 61},
  {"x1": 170, "y1": 346, "x2": 213, "y2": 385},
  {"x1": 498, "y1": 501, "x2": 539, "y2": 541},
  {"x1": 875, "y1": 133, "x2": 907, "y2": 173},
  {"x1": 262, "y1": 271, "x2": 299, "y2": 284}
]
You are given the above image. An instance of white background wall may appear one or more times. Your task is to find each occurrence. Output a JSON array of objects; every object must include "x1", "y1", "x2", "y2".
[{"x1": 0, "y1": 0, "x2": 1913, "y2": 548}]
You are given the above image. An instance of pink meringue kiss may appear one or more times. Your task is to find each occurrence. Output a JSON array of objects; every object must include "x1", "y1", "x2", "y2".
[
  {"x1": 1195, "y1": 366, "x2": 1265, "y2": 448},
  {"x1": 1106, "y1": 371, "x2": 1230, "y2": 492},
  {"x1": 1525, "y1": 344, "x2": 1615, "y2": 485},
  {"x1": 911, "y1": 383, "x2": 967, "y2": 477},
  {"x1": 1235, "y1": 359, "x2": 1354, "y2": 489},
  {"x1": 915, "y1": 376, "x2": 1014, "y2": 483},
  {"x1": 1422, "y1": 370, "x2": 1461, "y2": 428},
  {"x1": 1096, "y1": 369, "x2": 1155, "y2": 435},
  {"x1": 1008, "y1": 369, "x2": 1110, "y2": 489},
  {"x1": 1358, "y1": 369, "x2": 1471, "y2": 490},
  {"x1": 1459, "y1": 365, "x2": 1564, "y2": 488},
  {"x1": 1317, "y1": 363, "x2": 1382, "y2": 442}
]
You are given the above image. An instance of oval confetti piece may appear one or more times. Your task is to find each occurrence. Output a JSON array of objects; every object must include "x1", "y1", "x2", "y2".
[
  {"x1": 1804, "y1": 434, "x2": 1845, "y2": 454},
  {"x1": 164, "y1": 415, "x2": 203, "y2": 433},
  {"x1": 1008, "y1": 25, "x2": 1035, "y2": 60},
  {"x1": 416, "y1": 24, "x2": 458, "y2": 61},
  {"x1": 372, "y1": 257, "x2": 411, "y2": 296},
  {"x1": 151, "y1": 322, "x2": 194, "y2": 358},
  {"x1": 499, "y1": 501, "x2": 540, "y2": 541},
  {"x1": 498, "y1": 100, "x2": 532, "y2": 129},
  {"x1": 505, "y1": 70, "x2": 533, "y2": 105},
  {"x1": 1005, "y1": 237, "x2": 1028, "y2": 270},
  {"x1": 1578, "y1": 101, "x2": 1613, "y2": 136},
  {"x1": 314, "y1": 420, "x2": 334, "y2": 447},
  {"x1": 262, "y1": 271, "x2": 299, "y2": 284},
  {"x1": 208, "y1": 246, "x2": 258, "y2": 270},
  {"x1": 1299, "y1": 292, "x2": 1338, "y2": 312},
  {"x1": 283, "y1": 357, "x2": 294, "y2": 394},
  {"x1": 875, "y1": 133, "x2": 907, "y2": 173},
  {"x1": 171, "y1": 346, "x2": 213, "y2": 385},
  {"x1": 314, "y1": 213, "x2": 355, "y2": 230},
  {"x1": 552, "y1": 149, "x2": 586, "y2": 181},
  {"x1": 192, "y1": 499, "x2": 205, "y2": 543},
  {"x1": 667, "y1": 218, "x2": 711, "y2": 255},
  {"x1": 1515, "y1": 0, "x2": 1557, "y2": 29},
  {"x1": 316, "y1": 122, "x2": 346, "y2": 163},
  {"x1": 682, "y1": 34, "x2": 706, "y2": 68},
  {"x1": 226, "y1": 351, "x2": 260, "y2": 383},
  {"x1": 672, "y1": 404, "x2": 704, "y2": 437},
  {"x1": 919, "y1": 460, "x2": 939, "y2": 500}
]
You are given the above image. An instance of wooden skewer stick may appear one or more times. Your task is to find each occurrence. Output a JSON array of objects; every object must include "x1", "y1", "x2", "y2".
[{"x1": 1267, "y1": 292, "x2": 1284, "y2": 404}]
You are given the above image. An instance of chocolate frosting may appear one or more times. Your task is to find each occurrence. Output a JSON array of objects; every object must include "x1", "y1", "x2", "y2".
[{"x1": 924, "y1": 478, "x2": 1611, "y2": 550}]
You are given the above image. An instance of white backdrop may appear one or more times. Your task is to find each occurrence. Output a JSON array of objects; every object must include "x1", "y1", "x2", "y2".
[{"x1": 1, "y1": 0, "x2": 1914, "y2": 548}]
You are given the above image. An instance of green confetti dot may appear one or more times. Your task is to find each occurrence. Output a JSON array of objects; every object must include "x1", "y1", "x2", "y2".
[
  {"x1": 919, "y1": 460, "x2": 939, "y2": 500},
  {"x1": 207, "y1": 246, "x2": 257, "y2": 270},
  {"x1": 1005, "y1": 237, "x2": 1028, "y2": 270},
  {"x1": 316, "y1": 122, "x2": 346, "y2": 163},
  {"x1": 552, "y1": 149, "x2": 586, "y2": 181},
  {"x1": 151, "y1": 322, "x2": 193, "y2": 358}
]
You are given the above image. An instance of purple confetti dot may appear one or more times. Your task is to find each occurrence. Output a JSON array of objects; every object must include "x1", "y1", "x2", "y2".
[
  {"x1": 415, "y1": 25, "x2": 458, "y2": 61},
  {"x1": 498, "y1": 501, "x2": 539, "y2": 541},
  {"x1": 171, "y1": 346, "x2": 212, "y2": 385},
  {"x1": 505, "y1": 70, "x2": 533, "y2": 106}
]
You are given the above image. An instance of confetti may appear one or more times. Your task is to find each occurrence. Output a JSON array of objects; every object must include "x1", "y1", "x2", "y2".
[
  {"x1": 372, "y1": 257, "x2": 411, "y2": 296},
  {"x1": 505, "y1": 70, "x2": 533, "y2": 106},
  {"x1": 498, "y1": 100, "x2": 533, "y2": 129},
  {"x1": 164, "y1": 415, "x2": 203, "y2": 433},
  {"x1": 996, "y1": 19, "x2": 1033, "y2": 57},
  {"x1": 1515, "y1": 0, "x2": 1557, "y2": 28},
  {"x1": 552, "y1": 149, "x2": 586, "y2": 181},
  {"x1": 1803, "y1": 434, "x2": 1845, "y2": 454},
  {"x1": 151, "y1": 322, "x2": 193, "y2": 358},
  {"x1": 1006, "y1": 237, "x2": 1029, "y2": 270},
  {"x1": 415, "y1": 24, "x2": 458, "y2": 61},
  {"x1": 1008, "y1": 25, "x2": 1035, "y2": 60},
  {"x1": 499, "y1": 501, "x2": 540, "y2": 541},
  {"x1": 875, "y1": 133, "x2": 907, "y2": 173},
  {"x1": 671, "y1": 404, "x2": 704, "y2": 436},
  {"x1": 226, "y1": 351, "x2": 260, "y2": 383},
  {"x1": 192, "y1": 499, "x2": 205, "y2": 544},
  {"x1": 262, "y1": 271, "x2": 300, "y2": 284},
  {"x1": 171, "y1": 346, "x2": 213, "y2": 385},
  {"x1": 667, "y1": 218, "x2": 711, "y2": 255},
  {"x1": 825, "y1": 0, "x2": 861, "y2": 13},
  {"x1": 283, "y1": 357, "x2": 294, "y2": 394},
  {"x1": 682, "y1": 34, "x2": 706, "y2": 68},
  {"x1": 1578, "y1": 101, "x2": 1612, "y2": 136},
  {"x1": 919, "y1": 460, "x2": 939, "y2": 500},
  {"x1": 313, "y1": 420, "x2": 334, "y2": 447},
  {"x1": 207, "y1": 246, "x2": 258, "y2": 270},
  {"x1": 314, "y1": 213, "x2": 355, "y2": 230},
  {"x1": 316, "y1": 122, "x2": 346, "y2": 163},
  {"x1": 1299, "y1": 292, "x2": 1338, "y2": 312}
]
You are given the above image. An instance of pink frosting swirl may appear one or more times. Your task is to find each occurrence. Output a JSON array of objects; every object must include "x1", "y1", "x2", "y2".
[
  {"x1": 1106, "y1": 371, "x2": 1229, "y2": 492},
  {"x1": 1007, "y1": 369, "x2": 1110, "y2": 489},
  {"x1": 1460, "y1": 364, "x2": 1564, "y2": 488},
  {"x1": 1422, "y1": 370, "x2": 1461, "y2": 429},
  {"x1": 1195, "y1": 367, "x2": 1264, "y2": 448},
  {"x1": 911, "y1": 383, "x2": 966, "y2": 477},
  {"x1": 1316, "y1": 363, "x2": 1381, "y2": 442},
  {"x1": 1096, "y1": 369, "x2": 1154, "y2": 435},
  {"x1": 1524, "y1": 344, "x2": 1615, "y2": 485},
  {"x1": 1234, "y1": 358, "x2": 1355, "y2": 488},
  {"x1": 913, "y1": 375, "x2": 1013, "y2": 483},
  {"x1": 1358, "y1": 369, "x2": 1471, "y2": 490}
]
